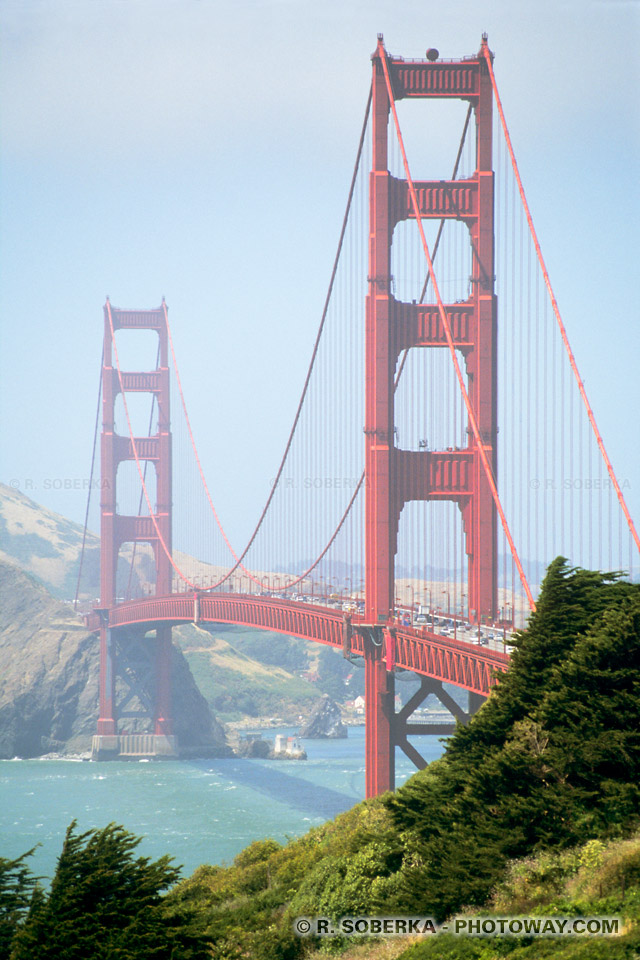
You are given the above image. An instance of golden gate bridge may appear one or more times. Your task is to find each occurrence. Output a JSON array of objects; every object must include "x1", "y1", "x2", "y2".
[{"x1": 78, "y1": 35, "x2": 639, "y2": 797}]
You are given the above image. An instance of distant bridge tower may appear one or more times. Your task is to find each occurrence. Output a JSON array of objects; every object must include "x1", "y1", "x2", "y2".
[
  {"x1": 94, "y1": 300, "x2": 177, "y2": 760},
  {"x1": 363, "y1": 37, "x2": 496, "y2": 795}
]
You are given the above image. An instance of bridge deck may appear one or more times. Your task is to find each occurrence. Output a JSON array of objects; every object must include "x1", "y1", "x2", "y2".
[{"x1": 87, "y1": 594, "x2": 508, "y2": 697}]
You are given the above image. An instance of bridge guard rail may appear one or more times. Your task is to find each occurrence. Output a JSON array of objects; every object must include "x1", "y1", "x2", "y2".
[{"x1": 86, "y1": 594, "x2": 507, "y2": 699}]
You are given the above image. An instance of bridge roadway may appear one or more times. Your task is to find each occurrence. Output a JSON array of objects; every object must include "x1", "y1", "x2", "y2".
[{"x1": 87, "y1": 594, "x2": 509, "y2": 697}]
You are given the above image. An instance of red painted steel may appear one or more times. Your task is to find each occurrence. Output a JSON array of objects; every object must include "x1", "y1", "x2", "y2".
[
  {"x1": 91, "y1": 38, "x2": 637, "y2": 797},
  {"x1": 381, "y1": 38, "x2": 535, "y2": 613},
  {"x1": 93, "y1": 41, "x2": 519, "y2": 792},
  {"x1": 99, "y1": 299, "x2": 173, "y2": 737},
  {"x1": 86, "y1": 595, "x2": 507, "y2": 698},
  {"x1": 393, "y1": 297, "x2": 474, "y2": 352},
  {"x1": 365, "y1": 38, "x2": 499, "y2": 631},
  {"x1": 365, "y1": 636, "x2": 395, "y2": 796},
  {"x1": 390, "y1": 60, "x2": 479, "y2": 98},
  {"x1": 362, "y1": 37, "x2": 501, "y2": 794},
  {"x1": 365, "y1": 42, "x2": 395, "y2": 624}
]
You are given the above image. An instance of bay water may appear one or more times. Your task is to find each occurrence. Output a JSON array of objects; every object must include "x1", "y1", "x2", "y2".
[{"x1": 1, "y1": 727, "x2": 446, "y2": 884}]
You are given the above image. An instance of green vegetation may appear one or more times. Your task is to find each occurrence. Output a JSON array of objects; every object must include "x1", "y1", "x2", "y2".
[
  {"x1": 163, "y1": 559, "x2": 640, "y2": 956},
  {"x1": 396, "y1": 833, "x2": 640, "y2": 959},
  {"x1": 3, "y1": 559, "x2": 638, "y2": 959},
  {"x1": 0, "y1": 849, "x2": 39, "y2": 958},
  {"x1": 1, "y1": 822, "x2": 210, "y2": 959},
  {"x1": 386, "y1": 558, "x2": 640, "y2": 920},
  {"x1": 165, "y1": 797, "x2": 402, "y2": 958}
]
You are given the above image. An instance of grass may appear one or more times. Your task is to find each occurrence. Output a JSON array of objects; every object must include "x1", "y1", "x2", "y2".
[{"x1": 393, "y1": 832, "x2": 640, "y2": 960}]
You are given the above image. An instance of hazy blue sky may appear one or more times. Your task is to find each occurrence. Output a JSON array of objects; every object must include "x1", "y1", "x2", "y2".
[{"x1": 1, "y1": 0, "x2": 638, "y2": 554}]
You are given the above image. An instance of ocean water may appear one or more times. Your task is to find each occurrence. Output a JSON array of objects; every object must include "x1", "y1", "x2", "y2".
[{"x1": 0, "y1": 727, "x2": 446, "y2": 884}]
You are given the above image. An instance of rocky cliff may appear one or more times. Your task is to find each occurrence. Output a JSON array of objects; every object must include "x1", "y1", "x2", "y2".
[
  {"x1": 0, "y1": 558, "x2": 228, "y2": 758},
  {"x1": 299, "y1": 694, "x2": 347, "y2": 739}
]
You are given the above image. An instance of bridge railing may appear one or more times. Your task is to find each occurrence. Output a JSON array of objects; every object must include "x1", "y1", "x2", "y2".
[{"x1": 85, "y1": 593, "x2": 507, "y2": 695}]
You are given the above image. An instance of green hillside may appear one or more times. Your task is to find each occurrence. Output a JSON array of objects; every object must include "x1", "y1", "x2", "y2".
[{"x1": 398, "y1": 832, "x2": 640, "y2": 959}]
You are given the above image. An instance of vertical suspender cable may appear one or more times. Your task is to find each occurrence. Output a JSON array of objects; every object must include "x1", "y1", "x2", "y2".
[
  {"x1": 74, "y1": 347, "x2": 104, "y2": 611},
  {"x1": 482, "y1": 44, "x2": 639, "y2": 557}
]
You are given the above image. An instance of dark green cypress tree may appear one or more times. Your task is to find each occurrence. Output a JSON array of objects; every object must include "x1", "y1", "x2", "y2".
[
  {"x1": 536, "y1": 593, "x2": 640, "y2": 834},
  {"x1": 9, "y1": 822, "x2": 211, "y2": 960},
  {"x1": 385, "y1": 560, "x2": 640, "y2": 919},
  {"x1": 0, "y1": 849, "x2": 40, "y2": 958}
]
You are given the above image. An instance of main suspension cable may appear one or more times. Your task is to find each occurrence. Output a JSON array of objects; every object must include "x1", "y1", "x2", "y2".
[{"x1": 107, "y1": 88, "x2": 373, "y2": 595}]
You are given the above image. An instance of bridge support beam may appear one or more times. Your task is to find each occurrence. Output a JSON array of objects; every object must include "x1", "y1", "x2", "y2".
[
  {"x1": 93, "y1": 626, "x2": 178, "y2": 760},
  {"x1": 364, "y1": 631, "x2": 395, "y2": 797},
  {"x1": 362, "y1": 38, "x2": 498, "y2": 794},
  {"x1": 363, "y1": 655, "x2": 486, "y2": 796},
  {"x1": 154, "y1": 625, "x2": 174, "y2": 736},
  {"x1": 97, "y1": 625, "x2": 116, "y2": 735}
]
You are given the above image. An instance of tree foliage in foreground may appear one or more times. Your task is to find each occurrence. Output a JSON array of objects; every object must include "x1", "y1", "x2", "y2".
[
  {"x1": 386, "y1": 558, "x2": 640, "y2": 919},
  {"x1": 0, "y1": 849, "x2": 41, "y2": 958},
  {"x1": 5, "y1": 821, "x2": 210, "y2": 960}
]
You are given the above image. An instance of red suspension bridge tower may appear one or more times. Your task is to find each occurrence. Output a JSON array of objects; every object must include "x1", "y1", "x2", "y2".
[
  {"x1": 361, "y1": 36, "x2": 497, "y2": 795},
  {"x1": 94, "y1": 300, "x2": 177, "y2": 758},
  {"x1": 365, "y1": 36, "x2": 497, "y2": 627}
]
